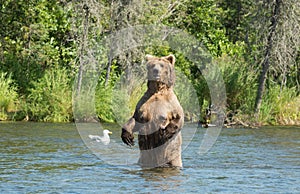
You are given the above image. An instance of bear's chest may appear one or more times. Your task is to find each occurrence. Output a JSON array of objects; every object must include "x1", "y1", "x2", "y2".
[{"x1": 137, "y1": 93, "x2": 176, "y2": 123}]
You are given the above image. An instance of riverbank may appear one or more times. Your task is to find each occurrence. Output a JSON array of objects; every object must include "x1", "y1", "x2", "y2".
[{"x1": 1, "y1": 69, "x2": 299, "y2": 126}]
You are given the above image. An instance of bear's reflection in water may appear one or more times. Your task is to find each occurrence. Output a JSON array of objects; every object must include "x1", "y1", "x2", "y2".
[{"x1": 126, "y1": 167, "x2": 184, "y2": 192}]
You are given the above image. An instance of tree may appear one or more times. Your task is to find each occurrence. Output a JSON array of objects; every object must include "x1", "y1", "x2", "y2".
[
  {"x1": 0, "y1": 0, "x2": 74, "y2": 94},
  {"x1": 253, "y1": 0, "x2": 300, "y2": 117},
  {"x1": 254, "y1": 0, "x2": 282, "y2": 116}
]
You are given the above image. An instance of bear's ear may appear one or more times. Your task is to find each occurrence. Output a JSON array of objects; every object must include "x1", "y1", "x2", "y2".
[
  {"x1": 164, "y1": 54, "x2": 176, "y2": 66},
  {"x1": 145, "y1": 54, "x2": 155, "y2": 61}
]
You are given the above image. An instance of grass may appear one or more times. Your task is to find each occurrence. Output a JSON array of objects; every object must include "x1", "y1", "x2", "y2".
[
  {"x1": 0, "y1": 72, "x2": 19, "y2": 121},
  {"x1": 259, "y1": 85, "x2": 300, "y2": 125},
  {"x1": 26, "y1": 67, "x2": 72, "y2": 122}
]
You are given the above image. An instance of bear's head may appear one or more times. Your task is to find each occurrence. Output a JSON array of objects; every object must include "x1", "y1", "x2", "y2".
[{"x1": 145, "y1": 54, "x2": 176, "y2": 88}]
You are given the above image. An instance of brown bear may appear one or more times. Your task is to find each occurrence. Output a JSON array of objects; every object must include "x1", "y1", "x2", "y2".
[{"x1": 121, "y1": 54, "x2": 184, "y2": 168}]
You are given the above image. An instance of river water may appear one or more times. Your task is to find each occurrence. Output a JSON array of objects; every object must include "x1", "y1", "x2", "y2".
[{"x1": 0, "y1": 122, "x2": 299, "y2": 193}]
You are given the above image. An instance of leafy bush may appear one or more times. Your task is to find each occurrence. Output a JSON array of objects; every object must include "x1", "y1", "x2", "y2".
[
  {"x1": 110, "y1": 77, "x2": 147, "y2": 124},
  {"x1": 0, "y1": 54, "x2": 45, "y2": 95},
  {"x1": 0, "y1": 72, "x2": 19, "y2": 120},
  {"x1": 216, "y1": 54, "x2": 257, "y2": 113},
  {"x1": 26, "y1": 68, "x2": 72, "y2": 122},
  {"x1": 174, "y1": 69, "x2": 200, "y2": 121},
  {"x1": 95, "y1": 82, "x2": 115, "y2": 123}
]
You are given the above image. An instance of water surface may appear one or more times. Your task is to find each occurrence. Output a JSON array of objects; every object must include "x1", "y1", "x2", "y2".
[{"x1": 0, "y1": 122, "x2": 299, "y2": 193}]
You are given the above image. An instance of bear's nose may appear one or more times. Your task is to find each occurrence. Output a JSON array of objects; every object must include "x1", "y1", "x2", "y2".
[
  {"x1": 153, "y1": 64, "x2": 162, "y2": 74},
  {"x1": 153, "y1": 68, "x2": 159, "y2": 75}
]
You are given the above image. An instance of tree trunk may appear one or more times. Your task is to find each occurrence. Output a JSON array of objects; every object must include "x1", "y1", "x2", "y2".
[
  {"x1": 104, "y1": 53, "x2": 112, "y2": 87},
  {"x1": 76, "y1": 4, "x2": 89, "y2": 95},
  {"x1": 254, "y1": 0, "x2": 281, "y2": 118}
]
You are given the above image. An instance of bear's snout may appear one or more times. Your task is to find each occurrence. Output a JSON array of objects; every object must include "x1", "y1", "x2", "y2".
[
  {"x1": 148, "y1": 64, "x2": 164, "y2": 80},
  {"x1": 152, "y1": 66, "x2": 161, "y2": 79},
  {"x1": 153, "y1": 67, "x2": 159, "y2": 75}
]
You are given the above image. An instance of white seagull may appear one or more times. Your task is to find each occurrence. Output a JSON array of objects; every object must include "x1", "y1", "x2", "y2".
[{"x1": 88, "y1": 129, "x2": 112, "y2": 145}]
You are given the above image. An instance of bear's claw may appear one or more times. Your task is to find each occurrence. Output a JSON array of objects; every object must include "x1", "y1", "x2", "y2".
[{"x1": 121, "y1": 129, "x2": 135, "y2": 146}]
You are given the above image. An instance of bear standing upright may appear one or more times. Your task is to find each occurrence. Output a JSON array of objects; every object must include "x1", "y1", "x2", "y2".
[{"x1": 121, "y1": 54, "x2": 184, "y2": 168}]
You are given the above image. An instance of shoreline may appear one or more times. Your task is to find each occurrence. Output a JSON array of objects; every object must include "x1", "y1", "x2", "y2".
[{"x1": 1, "y1": 120, "x2": 299, "y2": 128}]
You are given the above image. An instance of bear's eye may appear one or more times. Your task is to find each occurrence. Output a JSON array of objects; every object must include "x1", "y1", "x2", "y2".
[
  {"x1": 160, "y1": 63, "x2": 164, "y2": 68},
  {"x1": 147, "y1": 63, "x2": 154, "y2": 69}
]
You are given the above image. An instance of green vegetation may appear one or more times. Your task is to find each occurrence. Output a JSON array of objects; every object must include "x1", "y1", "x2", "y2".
[
  {"x1": 259, "y1": 86, "x2": 300, "y2": 125},
  {"x1": 26, "y1": 67, "x2": 72, "y2": 122},
  {"x1": 0, "y1": 0, "x2": 299, "y2": 126},
  {"x1": 0, "y1": 72, "x2": 19, "y2": 120}
]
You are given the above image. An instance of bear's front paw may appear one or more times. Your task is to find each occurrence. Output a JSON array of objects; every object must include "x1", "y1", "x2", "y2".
[{"x1": 121, "y1": 128, "x2": 135, "y2": 146}]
